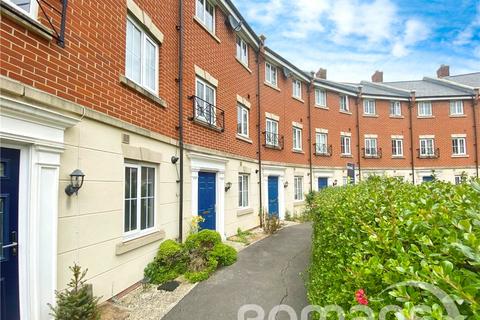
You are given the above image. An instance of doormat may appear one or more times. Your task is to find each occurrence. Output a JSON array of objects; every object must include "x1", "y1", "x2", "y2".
[{"x1": 157, "y1": 280, "x2": 180, "y2": 292}]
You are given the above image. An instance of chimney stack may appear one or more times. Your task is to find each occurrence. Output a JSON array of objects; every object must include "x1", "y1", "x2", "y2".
[
  {"x1": 437, "y1": 65, "x2": 450, "y2": 78},
  {"x1": 316, "y1": 68, "x2": 327, "y2": 79},
  {"x1": 371, "y1": 70, "x2": 383, "y2": 83}
]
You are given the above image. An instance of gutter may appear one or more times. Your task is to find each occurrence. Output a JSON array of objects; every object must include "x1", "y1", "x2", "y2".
[
  {"x1": 256, "y1": 48, "x2": 263, "y2": 227},
  {"x1": 408, "y1": 91, "x2": 416, "y2": 184},
  {"x1": 355, "y1": 87, "x2": 362, "y2": 182},
  {"x1": 307, "y1": 75, "x2": 314, "y2": 192},
  {"x1": 177, "y1": 0, "x2": 185, "y2": 241},
  {"x1": 472, "y1": 88, "x2": 479, "y2": 178}
]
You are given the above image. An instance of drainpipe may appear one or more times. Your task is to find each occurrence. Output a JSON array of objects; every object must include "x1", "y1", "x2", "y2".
[
  {"x1": 355, "y1": 87, "x2": 362, "y2": 182},
  {"x1": 255, "y1": 48, "x2": 263, "y2": 227},
  {"x1": 307, "y1": 76, "x2": 314, "y2": 192},
  {"x1": 472, "y1": 88, "x2": 479, "y2": 178},
  {"x1": 408, "y1": 91, "x2": 416, "y2": 184},
  {"x1": 177, "y1": 0, "x2": 185, "y2": 242}
]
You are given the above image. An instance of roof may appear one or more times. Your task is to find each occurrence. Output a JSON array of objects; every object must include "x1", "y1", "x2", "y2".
[
  {"x1": 445, "y1": 72, "x2": 480, "y2": 88},
  {"x1": 359, "y1": 81, "x2": 410, "y2": 98},
  {"x1": 314, "y1": 79, "x2": 359, "y2": 95},
  {"x1": 383, "y1": 78, "x2": 473, "y2": 98}
]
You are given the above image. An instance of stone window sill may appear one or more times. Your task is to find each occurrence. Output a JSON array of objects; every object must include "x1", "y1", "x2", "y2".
[
  {"x1": 264, "y1": 81, "x2": 281, "y2": 92},
  {"x1": 120, "y1": 75, "x2": 167, "y2": 108},
  {"x1": 235, "y1": 57, "x2": 252, "y2": 74},
  {"x1": 363, "y1": 114, "x2": 379, "y2": 118},
  {"x1": 193, "y1": 16, "x2": 221, "y2": 43},
  {"x1": 341, "y1": 154, "x2": 353, "y2": 158},
  {"x1": 315, "y1": 105, "x2": 329, "y2": 110},
  {"x1": 390, "y1": 115, "x2": 404, "y2": 119},
  {"x1": 452, "y1": 154, "x2": 469, "y2": 158},
  {"x1": 417, "y1": 116, "x2": 435, "y2": 119},
  {"x1": 340, "y1": 110, "x2": 352, "y2": 115},
  {"x1": 292, "y1": 149, "x2": 304, "y2": 154},
  {"x1": 1, "y1": 3, "x2": 53, "y2": 42},
  {"x1": 236, "y1": 134, "x2": 253, "y2": 144},
  {"x1": 292, "y1": 96, "x2": 305, "y2": 103},
  {"x1": 392, "y1": 156, "x2": 405, "y2": 159},
  {"x1": 449, "y1": 114, "x2": 466, "y2": 118},
  {"x1": 116, "y1": 230, "x2": 165, "y2": 255},
  {"x1": 237, "y1": 208, "x2": 254, "y2": 217}
]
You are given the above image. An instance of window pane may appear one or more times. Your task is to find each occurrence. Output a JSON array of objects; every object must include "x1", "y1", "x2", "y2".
[
  {"x1": 144, "y1": 39, "x2": 156, "y2": 91},
  {"x1": 11, "y1": 0, "x2": 31, "y2": 13},
  {"x1": 205, "y1": 1, "x2": 214, "y2": 31},
  {"x1": 196, "y1": 0, "x2": 204, "y2": 20},
  {"x1": 126, "y1": 20, "x2": 142, "y2": 83}
]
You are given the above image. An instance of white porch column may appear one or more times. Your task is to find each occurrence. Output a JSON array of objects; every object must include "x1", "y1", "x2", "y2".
[
  {"x1": 278, "y1": 175, "x2": 285, "y2": 220},
  {"x1": 191, "y1": 170, "x2": 199, "y2": 218},
  {"x1": 217, "y1": 171, "x2": 226, "y2": 239}
]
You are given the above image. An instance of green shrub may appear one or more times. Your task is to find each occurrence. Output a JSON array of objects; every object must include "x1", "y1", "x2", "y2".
[
  {"x1": 211, "y1": 243, "x2": 237, "y2": 266},
  {"x1": 307, "y1": 177, "x2": 480, "y2": 318},
  {"x1": 185, "y1": 229, "x2": 222, "y2": 252},
  {"x1": 184, "y1": 257, "x2": 218, "y2": 283},
  {"x1": 144, "y1": 240, "x2": 188, "y2": 284}
]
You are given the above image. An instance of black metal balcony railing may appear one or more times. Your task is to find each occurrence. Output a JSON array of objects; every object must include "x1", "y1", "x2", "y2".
[
  {"x1": 314, "y1": 144, "x2": 332, "y2": 157},
  {"x1": 417, "y1": 148, "x2": 440, "y2": 159},
  {"x1": 362, "y1": 147, "x2": 382, "y2": 159},
  {"x1": 263, "y1": 131, "x2": 284, "y2": 150},
  {"x1": 188, "y1": 96, "x2": 225, "y2": 132}
]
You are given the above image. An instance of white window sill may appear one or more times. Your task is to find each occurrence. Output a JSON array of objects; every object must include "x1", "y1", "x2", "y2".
[
  {"x1": 449, "y1": 114, "x2": 466, "y2": 118},
  {"x1": 116, "y1": 229, "x2": 165, "y2": 255},
  {"x1": 236, "y1": 134, "x2": 253, "y2": 144},
  {"x1": 389, "y1": 115, "x2": 404, "y2": 119},
  {"x1": 235, "y1": 57, "x2": 252, "y2": 74},
  {"x1": 452, "y1": 154, "x2": 469, "y2": 158},
  {"x1": 292, "y1": 96, "x2": 304, "y2": 103},
  {"x1": 120, "y1": 75, "x2": 167, "y2": 108},
  {"x1": 193, "y1": 15, "x2": 220, "y2": 43},
  {"x1": 340, "y1": 110, "x2": 352, "y2": 115},
  {"x1": 392, "y1": 156, "x2": 405, "y2": 159},
  {"x1": 264, "y1": 81, "x2": 281, "y2": 92},
  {"x1": 417, "y1": 115, "x2": 435, "y2": 119},
  {"x1": 292, "y1": 149, "x2": 304, "y2": 154},
  {"x1": 294, "y1": 200, "x2": 305, "y2": 206},
  {"x1": 363, "y1": 114, "x2": 379, "y2": 118},
  {"x1": 315, "y1": 105, "x2": 328, "y2": 110},
  {"x1": 237, "y1": 207, "x2": 254, "y2": 217}
]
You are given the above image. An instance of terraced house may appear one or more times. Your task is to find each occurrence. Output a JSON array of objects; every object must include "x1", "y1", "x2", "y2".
[{"x1": 0, "y1": 0, "x2": 478, "y2": 318}]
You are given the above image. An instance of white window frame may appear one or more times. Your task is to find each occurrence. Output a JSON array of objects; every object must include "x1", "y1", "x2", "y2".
[
  {"x1": 195, "y1": 0, "x2": 215, "y2": 33},
  {"x1": 125, "y1": 16, "x2": 159, "y2": 94},
  {"x1": 340, "y1": 95, "x2": 349, "y2": 112},
  {"x1": 237, "y1": 104, "x2": 249, "y2": 137},
  {"x1": 238, "y1": 174, "x2": 249, "y2": 208},
  {"x1": 392, "y1": 138, "x2": 404, "y2": 157},
  {"x1": 292, "y1": 80, "x2": 302, "y2": 99},
  {"x1": 390, "y1": 101, "x2": 402, "y2": 116},
  {"x1": 363, "y1": 99, "x2": 376, "y2": 115},
  {"x1": 419, "y1": 138, "x2": 435, "y2": 157},
  {"x1": 364, "y1": 138, "x2": 378, "y2": 156},
  {"x1": 124, "y1": 163, "x2": 157, "y2": 240},
  {"x1": 266, "y1": 118, "x2": 279, "y2": 147},
  {"x1": 454, "y1": 175, "x2": 463, "y2": 185},
  {"x1": 315, "y1": 88, "x2": 327, "y2": 107},
  {"x1": 4, "y1": 0, "x2": 38, "y2": 18},
  {"x1": 316, "y1": 132, "x2": 328, "y2": 154},
  {"x1": 418, "y1": 101, "x2": 433, "y2": 117},
  {"x1": 236, "y1": 36, "x2": 248, "y2": 66},
  {"x1": 450, "y1": 100, "x2": 464, "y2": 116},
  {"x1": 195, "y1": 77, "x2": 217, "y2": 125},
  {"x1": 265, "y1": 62, "x2": 278, "y2": 87},
  {"x1": 294, "y1": 176, "x2": 304, "y2": 201},
  {"x1": 341, "y1": 135, "x2": 351, "y2": 155},
  {"x1": 452, "y1": 137, "x2": 467, "y2": 156},
  {"x1": 293, "y1": 126, "x2": 302, "y2": 151}
]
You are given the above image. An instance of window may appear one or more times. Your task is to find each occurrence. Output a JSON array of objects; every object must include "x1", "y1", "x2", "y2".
[
  {"x1": 419, "y1": 138, "x2": 435, "y2": 157},
  {"x1": 292, "y1": 80, "x2": 302, "y2": 99},
  {"x1": 364, "y1": 138, "x2": 378, "y2": 156},
  {"x1": 390, "y1": 101, "x2": 401, "y2": 116},
  {"x1": 450, "y1": 100, "x2": 464, "y2": 115},
  {"x1": 455, "y1": 175, "x2": 463, "y2": 185},
  {"x1": 195, "y1": 77, "x2": 216, "y2": 125},
  {"x1": 316, "y1": 133, "x2": 328, "y2": 154},
  {"x1": 392, "y1": 139, "x2": 404, "y2": 157},
  {"x1": 238, "y1": 174, "x2": 249, "y2": 208},
  {"x1": 293, "y1": 126, "x2": 302, "y2": 151},
  {"x1": 196, "y1": 0, "x2": 215, "y2": 32},
  {"x1": 5, "y1": 0, "x2": 37, "y2": 17},
  {"x1": 340, "y1": 95, "x2": 349, "y2": 112},
  {"x1": 266, "y1": 118, "x2": 279, "y2": 147},
  {"x1": 418, "y1": 101, "x2": 433, "y2": 117},
  {"x1": 294, "y1": 176, "x2": 303, "y2": 201},
  {"x1": 236, "y1": 36, "x2": 248, "y2": 66},
  {"x1": 124, "y1": 164, "x2": 155, "y2": 237},
  {"x1": 341, "y1": 135, "x2": 351, "y2": 155},
  {"x1": 452, "y1": 137, "x2": 466, "y2": 156},
  {"x1": 363, "y1": 100, "x2": 376, "y2": 115},
  {"x1": 315, "y1": 89, "x2": 327, "y2": 107},
  {"x1": 265, "y1": 62, "x2": 277, "y2": 87},
  {"x1": 237, "y1": 104, "x2": 249, "y2": 137},
  {"x1": 126, "y1": 17, "x2": 158, "y2": 93}
]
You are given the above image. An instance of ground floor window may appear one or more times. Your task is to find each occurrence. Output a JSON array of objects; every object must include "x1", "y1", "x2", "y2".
[
  {"x1": 294, "y1": 176, "x2": 303, "y2": 201},
  {"x1": 238, "y1": 174, "x2": 249, "y2": 208},
  {"x1": 124, "y1": 163, "x2": 156, "y2": 237}
]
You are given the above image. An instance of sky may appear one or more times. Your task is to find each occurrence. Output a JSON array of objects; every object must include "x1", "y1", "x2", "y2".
[{"x1": 231, "y1": 0, "x2": 480, "y2": 82}]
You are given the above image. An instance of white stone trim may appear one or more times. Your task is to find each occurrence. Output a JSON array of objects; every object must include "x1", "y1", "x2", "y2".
[
  {"x1": 194, "y1": 65, "x2": 219, "y2": 87},
  {"x1": 292, "y1": 121, "x2": 303, "y2": 129},
  {"x1": 265, "y1": 112, "x2": 280, "y2": 121},
  {"x1": 316, "y1": 128, "x2": 328, "y2": 134},
  {"x1": 262, "y1": 166, "x2": 286, "y2": 220},
  {"x1": 419, "y1": 135, "x2": 435, "y2": 139},
  {"x1": 340, "y1": 131, "x2": 352, "y2": 137},
  {"x1": 236, "y1": 94, "x2": 251, "y2": 109},
  {"x1": 451, "y1": 133, "x2": 467, "y2": 138},
  {"x1": 391, "y1": 135, "x2": 404, "y2": 139},
  {"x1": 126, "y1": 0, "x2": 164, "y2": 43},
  {"x1": 364, "y1": 134, "x2": 378, "y2": 138}
]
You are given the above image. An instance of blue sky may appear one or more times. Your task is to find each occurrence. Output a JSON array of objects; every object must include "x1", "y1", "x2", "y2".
[{"x1": 232, "y1": 0, "x2": 480, "y2": 82}]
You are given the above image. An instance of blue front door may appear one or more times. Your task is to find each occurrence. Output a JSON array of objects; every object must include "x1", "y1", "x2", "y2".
[
  {"x1": 268, "y1": 176, "x2": 279, "y2": 216},
  {"x1": 198, "y1": 172, "x2": 216, "y2": 230},
  {"x1": 1, "y1": 148, "x2": 21, "y2": 320},
  {"x1": 318, "y1": 177, "x2": 328, "y2": 190}
]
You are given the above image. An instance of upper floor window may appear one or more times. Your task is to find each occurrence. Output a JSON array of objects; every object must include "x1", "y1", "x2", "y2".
[
  {"x1": 341, "y1": 135, "x2": 351, "y2": 155},
  {"x1": 4, "y1": 0, "x2": 37, "y2": 17},
  {"x1": 293, "y1": 126, "x2": 302, "y2": 151},
  {"x1": 364, "y1": 138, "x2": 378, "y2": 156},
  {"x1": 419, "y1": 138, "x2": 435, "y2": 157},
  {"x1": 450, "y1": 100, "x2": 464, "y2": 116},
  {"x1": 195, "y1": 77, "x2": 216, "y2": 125},
  {"x1": 418, "y1": 101, "x2": 432, "y2": 117},
  {"x1": 126, "y1": 17, "x2": 158, "y2": 93},
  {"x1": 316, "y1": 132, "x2": 328, "y2": 154},
  {"x1": 265, "y1": 62, "x2": 277, "y2": 87},
  {"x1": 237, "y1": 104, "x2": 249, "y2": 137},
  {"x1": 124, "y1": 163, "x2": 156, "y2": 239},
  {"x1": 196, "y1": 0, "x2": 215, "y2": 33},
  {"x1": 236, "y1": 36, "x2": 248, "y2": 66},
  {"x1": 390, "y1": 101, "x2": 401, "y2": 116},
  {"x1": 294, "y1": 176, "x2": 304, "y2": 201},
  {"x1": 292, "y1": 80, "x2": 302, "y2": 99},
  {"x1": 452, "y1": 137, "x2": 466, "y2": 156},
  {"x1": 315, "y1": 89, "x2": 327, "y2": 107},
  {"x1": 340, "y1": 95, "x2": 349, "y2": 112},
  {"x1": 266, "y1": 118, "x2": 279, "y2": 147},
  {"x1": 392, "y1": 138, "x2": 404, "y2": 157},
  {"x1": 363, "y1": 99, "x2": 376, "y2": 115},
  {"x1": 238, "y1": 174, "x2": 249, "y2": 208}
]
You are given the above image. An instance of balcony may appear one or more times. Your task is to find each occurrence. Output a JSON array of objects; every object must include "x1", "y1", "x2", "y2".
[
  {"x1": 417, "y1": 148, "x2": 440, "y2": 159},
  {"x1": 188, "y1": 96, "x2": 225, "y2": 132},
  {"x1": 263, "y1": 131, "x2": 284, "y2": 150},
  {"x1": 362, "y1": 148, "x2": 382, "y2": 159},
  {"x1": 314, "y1": 144, "x2": 332, "y2": 157}
]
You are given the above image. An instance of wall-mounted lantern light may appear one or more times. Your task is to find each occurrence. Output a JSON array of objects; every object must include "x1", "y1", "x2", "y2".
[
  {"x1": 225, "y1": 182, "x2": 232, "y2": 192},
  {"x1": 284, "y1": 181, "x2": 289, "y2": 188},
  {"x1": 65, "y1": 169, "x2": 85, "y2": 196},
  {"x1": 171, "y1": 156, "x2": 179, "y2": 164}
]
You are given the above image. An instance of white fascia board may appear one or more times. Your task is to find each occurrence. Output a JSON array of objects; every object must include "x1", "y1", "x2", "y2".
[
  {"x1": 313, "y1": 83, "x2": 357, "y2": 97},
  {"x1": 264, "y1": 51, "x2": 309, "y2": 82},
  {"x1": 218, "y1": 0, "x2": 259, "y2": 48},
  {"x1": 416, "y1": 96, "x2": 473, "y2": 101},
  {"x1": 361, "y1": 94, "x2": 409, "y2": 101}
]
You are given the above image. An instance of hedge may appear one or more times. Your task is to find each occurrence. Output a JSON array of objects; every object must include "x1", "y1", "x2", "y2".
[{"x1": 307, "y1": 176, "x2": 479, "y2": 319}]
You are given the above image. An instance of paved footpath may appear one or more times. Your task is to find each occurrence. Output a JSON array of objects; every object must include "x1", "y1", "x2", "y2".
[{"x1": 163, "y1": 223, "x2": 312, "y2": 320}]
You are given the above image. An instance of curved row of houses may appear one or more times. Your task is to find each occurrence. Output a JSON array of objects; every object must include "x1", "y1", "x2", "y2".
[{"x1": 0, "y1": 0, "x2": 478, "y2": 318}]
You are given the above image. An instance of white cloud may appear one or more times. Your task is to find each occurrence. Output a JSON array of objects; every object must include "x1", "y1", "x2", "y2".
[
  {"x1": 454, "y1": 2, "x2": 480, "y2": 46},
  {"x1": 391, "y1": 19, "x2": 430, "y2": 57},
  {"x1": 243, "y1": 0, "x2": 284, "y2": 26},
  {"x1": 281, "y1": 0, "x2": 330, "y2": 38}
]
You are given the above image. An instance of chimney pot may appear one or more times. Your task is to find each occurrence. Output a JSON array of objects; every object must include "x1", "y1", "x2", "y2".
[
  {"x1": 316, "y1": 68, "x2": 327, "y2": 79},
  {"x1": 437, "y1": 65, "x2": 450, "y2": 78},
  {"x1": 371, "y1": 70, "x2": 383, "y2": 83}
]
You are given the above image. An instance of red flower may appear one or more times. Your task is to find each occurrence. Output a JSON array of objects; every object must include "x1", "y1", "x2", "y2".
[{"x1": 355, "y1": 289, "x2": 369, "y2": 305}]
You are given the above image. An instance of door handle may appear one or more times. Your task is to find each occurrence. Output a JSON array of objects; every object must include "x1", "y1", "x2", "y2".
[
  {"x1": 2, "y1": 242, "x2": 18, "y2": 249},
  {"x1": 2, "y1": 231, "x2": 18, "y2": 256}
]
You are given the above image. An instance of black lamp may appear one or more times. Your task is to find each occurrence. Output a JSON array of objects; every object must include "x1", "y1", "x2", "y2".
[
  {"x1": 284, "y1": 181, "x2": 289, "y2": 188},
  {"x1": 65, "y1": 169, "x2": 85, "y2": 196},
  {"x1": 225, "y1": 182, "x2": 232, "y2": 192}
]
